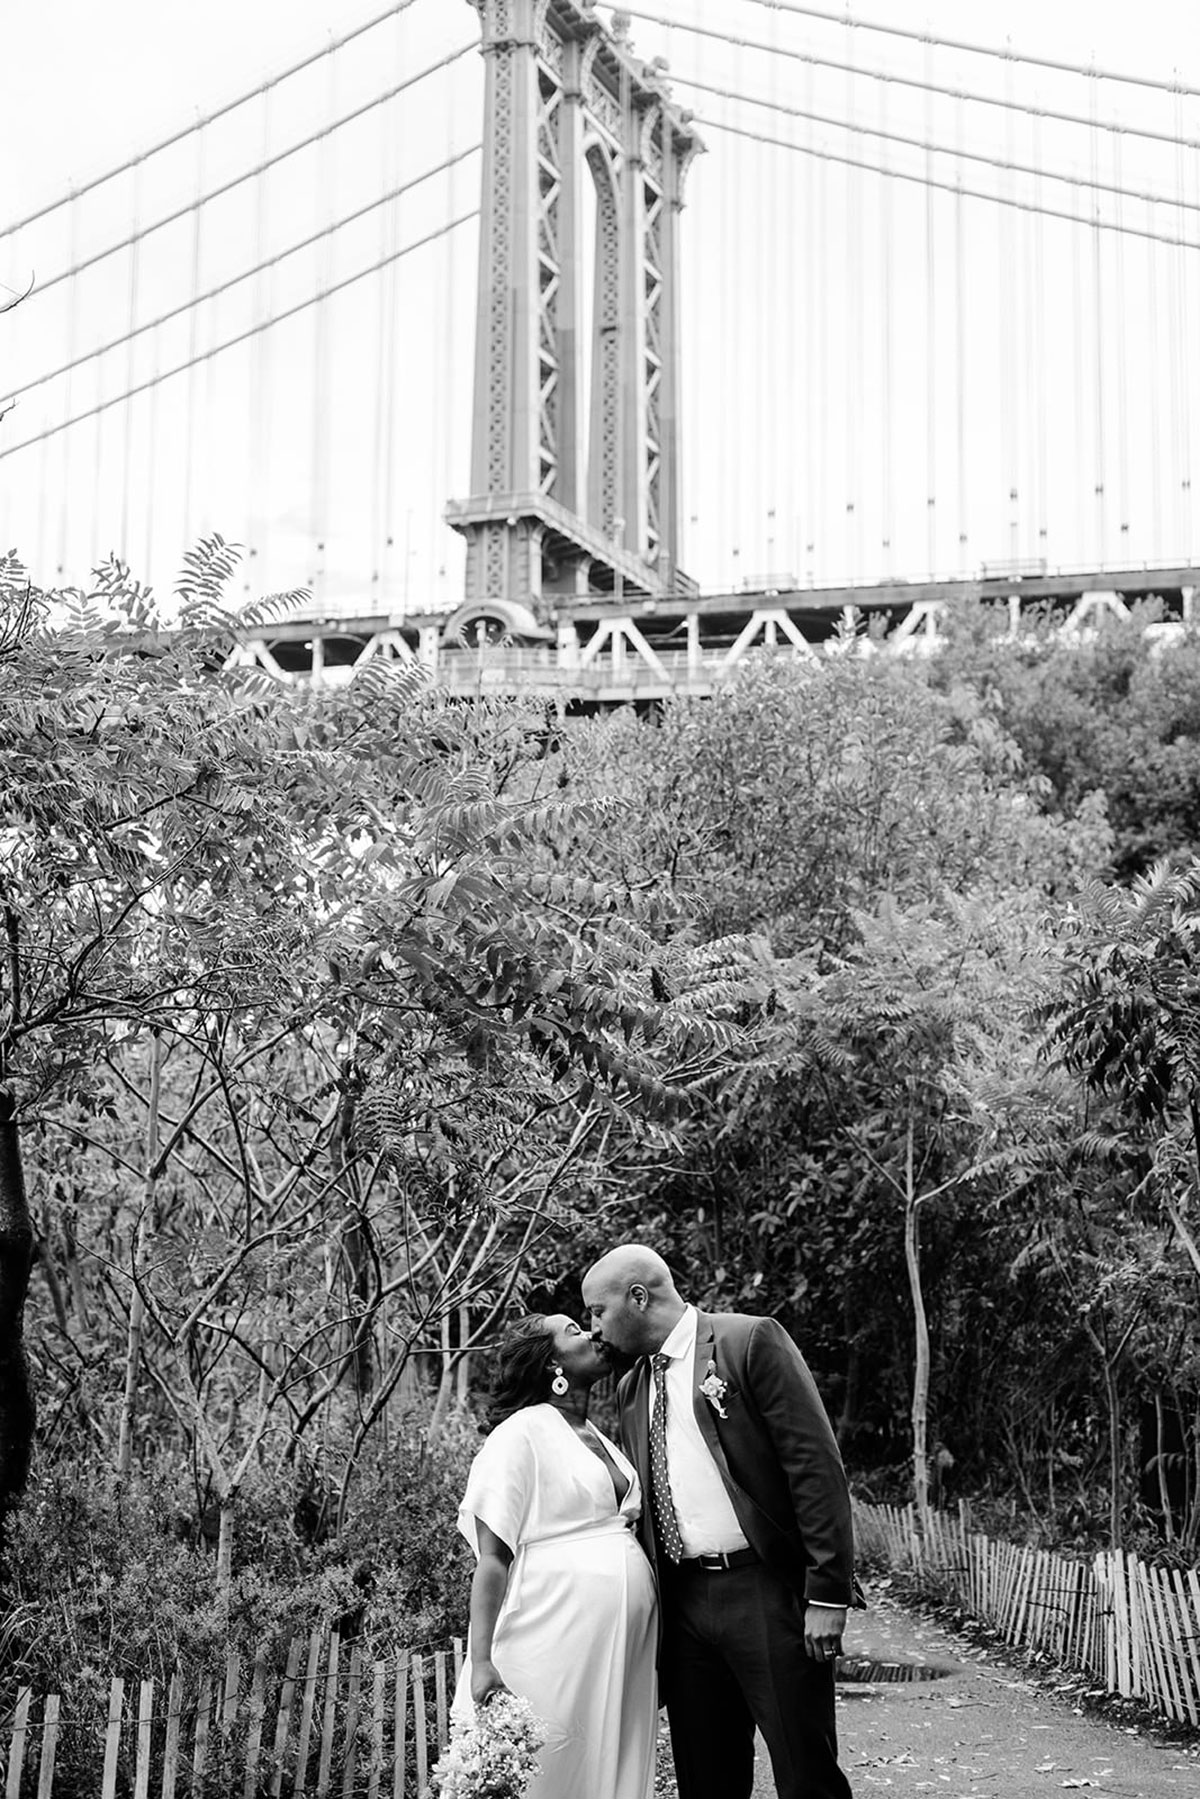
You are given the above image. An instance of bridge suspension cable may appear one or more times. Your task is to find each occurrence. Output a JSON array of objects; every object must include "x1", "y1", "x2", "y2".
[
  {"x1": 25, "y1": 43, "x2": 476, "y2": 302},
  {"x1": 692, "y1": 115, "x2": 1200, "y2": 253},
  {"x1": 0, "y1": 211, "x2": 479, "y2": 464},
  {"x1": 0, "y1": 0, "x2": 425, "y2": 238},
  {"x1": 731, "y1": 0, "x2": 1200, "y2": 97},
  {"x1": 3, "y1": 147, "x2": 479, "y2": 407},
  {"x1": 618, "y1": 8, "x2": 1200, "y2": 155},
  {"x1": 668, "y1": 71, "x2": 1200, "y2": 218}
]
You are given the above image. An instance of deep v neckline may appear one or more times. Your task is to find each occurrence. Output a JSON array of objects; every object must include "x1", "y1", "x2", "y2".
[{"x1": 554, "y1": 1410, "x2": 631, "y2": 1509}]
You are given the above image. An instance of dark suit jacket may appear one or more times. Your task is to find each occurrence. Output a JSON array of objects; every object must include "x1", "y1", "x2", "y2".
[{"x1": 616, "y1": 1309, "x2": 857, "y2": 1607}]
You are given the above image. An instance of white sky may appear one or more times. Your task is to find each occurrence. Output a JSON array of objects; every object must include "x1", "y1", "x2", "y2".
[{"x1": 1, "y1": 0, "x2": 1197, "y2": 611}]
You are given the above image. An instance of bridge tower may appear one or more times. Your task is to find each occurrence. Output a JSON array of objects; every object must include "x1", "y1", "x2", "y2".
[{"x1": 446, "y1": 0, "x2": 702, "y2": 620}]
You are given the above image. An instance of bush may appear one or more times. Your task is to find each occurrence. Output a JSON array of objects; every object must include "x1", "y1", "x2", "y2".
[{"x1": 0, "y1": 1412, "x2": 481, "y2": 1702}]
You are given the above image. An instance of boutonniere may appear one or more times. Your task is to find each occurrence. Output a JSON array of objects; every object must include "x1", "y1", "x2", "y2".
[{"x1": 699, "y1": 1359, "x2": 728, "y2": 1418}]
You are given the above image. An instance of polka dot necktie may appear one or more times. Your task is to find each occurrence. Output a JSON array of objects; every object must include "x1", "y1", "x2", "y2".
[{"x1": 649, "y1": 1353, "x2": 684, "y2": 1563}]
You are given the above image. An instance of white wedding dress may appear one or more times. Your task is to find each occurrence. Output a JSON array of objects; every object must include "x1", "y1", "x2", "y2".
[{"x1": 454, "y1": 1404, "x2": 658, "y2": 1799}]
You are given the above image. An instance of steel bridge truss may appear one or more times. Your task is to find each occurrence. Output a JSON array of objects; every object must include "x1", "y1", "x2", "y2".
[{"x1": 229, "y1": 566, "x2": 1200, "y2": 702}]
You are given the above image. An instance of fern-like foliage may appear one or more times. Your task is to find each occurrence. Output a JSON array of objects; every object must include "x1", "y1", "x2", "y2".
[
  {"x1": 175, "y1": 533, "x2": 244, "y2": 622},
  {"x1": 1042, "y1": 856, "x2": 1200, "y2": 1124}
]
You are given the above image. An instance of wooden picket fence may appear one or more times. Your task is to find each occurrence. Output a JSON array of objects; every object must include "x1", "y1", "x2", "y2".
[
  {"x1": 855, "y1": 1499, "x2": 1200, "y2": 1727},
  {"x1": 0, "y1": 1628, "x2": 462, "y2": 1799}
]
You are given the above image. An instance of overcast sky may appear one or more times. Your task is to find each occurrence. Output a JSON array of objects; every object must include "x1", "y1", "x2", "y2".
[{"x1": 2, "y1": 1, "x2": 1197, "y2": 611}]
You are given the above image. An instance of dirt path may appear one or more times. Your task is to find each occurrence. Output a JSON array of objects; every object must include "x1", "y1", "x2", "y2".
[{"x1": 737, "y1": 1596, "x2": 1200, "y2": 1799}]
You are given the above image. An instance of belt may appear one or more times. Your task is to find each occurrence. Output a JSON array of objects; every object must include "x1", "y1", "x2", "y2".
[{"x1": 674, "y1": 1547, "x2": 758, "y2": 1572}]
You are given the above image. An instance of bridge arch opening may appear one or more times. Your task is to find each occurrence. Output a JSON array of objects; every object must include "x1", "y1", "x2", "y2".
[{"x1": 584, "y1": 141, "x2": 621, "y2": 547}]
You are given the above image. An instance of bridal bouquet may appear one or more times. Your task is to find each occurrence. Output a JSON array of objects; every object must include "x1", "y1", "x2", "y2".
[{"x1": 427, "y1": 1690, "x2": 546, "y2": 1799}]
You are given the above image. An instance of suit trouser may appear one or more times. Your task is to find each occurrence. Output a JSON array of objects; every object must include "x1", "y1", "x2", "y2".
[{"x1": 661, "y1": 1561, "x2": 853, "y2": 1799}]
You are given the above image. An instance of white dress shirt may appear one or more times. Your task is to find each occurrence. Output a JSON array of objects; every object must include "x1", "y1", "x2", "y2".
[{"x1": 650, "y1": 1305, "x2": 749, "y2": 1556}]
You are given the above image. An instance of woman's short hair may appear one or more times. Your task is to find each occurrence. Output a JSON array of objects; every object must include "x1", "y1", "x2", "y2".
[{"x1": 487, "y1": 1315, "x2": 556, "y2": 1425}]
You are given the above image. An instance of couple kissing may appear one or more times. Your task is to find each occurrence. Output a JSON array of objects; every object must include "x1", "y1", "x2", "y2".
[{"x1": 450, "y1": 1243, "x2": 861, "y2": 1799}]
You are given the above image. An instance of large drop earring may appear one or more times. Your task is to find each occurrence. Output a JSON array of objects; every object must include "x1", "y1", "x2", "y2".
[{"x1": 550, "y1": 1364, "x2": 569, "y2": 1397}]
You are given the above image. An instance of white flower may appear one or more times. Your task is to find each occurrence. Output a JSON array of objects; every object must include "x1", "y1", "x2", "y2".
[
  {"x1": 428, "y1": 1690, "x2": 547, "y2": 1799},
  {"x1": 699, "y1": 1361, "x2": 728, "y2": 1418}
]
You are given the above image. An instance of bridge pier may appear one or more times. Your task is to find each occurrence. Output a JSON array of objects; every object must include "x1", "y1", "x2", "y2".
[{"x1": 447, "y1": 0, "x2": 701, "y2": 619}]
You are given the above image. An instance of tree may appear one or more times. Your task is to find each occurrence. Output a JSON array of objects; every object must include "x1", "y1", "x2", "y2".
[
  {"x1": 553, "y1": 655, "x2": 1106, "y2": 1491},
  {"x1": 2, "y1": 556, "x2": 320, "y2": 1524},
  {"x1": 765, "y1": 889, "x2": 1053, "y2": 1523},
  {"x1": 931, "y1": 601, "x2": 1200, "y2": 880},
  {"x1": 1039, "y1": 858, "x2": 1200, "y2": 1541},
  {"x1": 2, "y1": 548, "x2": 755, "y2": 1576}
]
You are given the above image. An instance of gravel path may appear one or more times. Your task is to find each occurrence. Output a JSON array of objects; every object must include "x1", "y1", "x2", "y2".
[{"x1": 653, "y1": 1594, "x2": 1200, "y2": 1798}]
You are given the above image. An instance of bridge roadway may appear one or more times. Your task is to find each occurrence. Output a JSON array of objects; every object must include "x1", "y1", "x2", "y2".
[{"x1": 233, "y1": 564, "x2": 1200, "y2": 704}]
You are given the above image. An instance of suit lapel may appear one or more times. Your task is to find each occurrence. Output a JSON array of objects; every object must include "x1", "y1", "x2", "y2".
[
  {"x1": 627, "y1": 1356, "x2": 652, "y2": 1484},
  {"x1": 691, "y1": 1312, "x2": 738, "y2": 1493}
]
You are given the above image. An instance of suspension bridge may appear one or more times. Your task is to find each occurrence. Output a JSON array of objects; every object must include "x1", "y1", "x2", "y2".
[{"x1": 1, "y1": 0, "x2": 1197, "y2": 699}]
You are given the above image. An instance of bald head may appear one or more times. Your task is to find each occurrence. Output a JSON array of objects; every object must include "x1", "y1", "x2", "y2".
[{"x1": 582, "y1": 1243, "x2": 686, "y2": 1359}]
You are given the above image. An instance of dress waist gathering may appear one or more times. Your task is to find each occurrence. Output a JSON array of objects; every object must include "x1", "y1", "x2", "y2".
[{"x1": 522, "y1": 1514, "x2": 637, "y2": 1552}]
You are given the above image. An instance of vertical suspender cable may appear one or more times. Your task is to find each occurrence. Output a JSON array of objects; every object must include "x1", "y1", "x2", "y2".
[
  {"x1": 140, "y1": 159, "x2": 160, "y2": 575},
  {"x1": 1147, "y1": 195, "x2": 1163, "y2": 559},
  {"x1": 120, "y1": 161, "x2": 142, "y2": 566},
  {"x1": 371, "y1": 43, "x2": 394, "y2": 606},
  {"x1": 143, "y1": 324, "x2": 160, "y2": 583},
  {"x1": 248, "y1": 89, "x2": 273, "y2": 596},
  {"x1": 1089, "y1": 70, "x2": 1107, "y2": 563},
  {"x1": 955, "y1": 96, "x2": 967, "y2": 573},
  {"x1": 1166, "y1": 86, "x2": 1185, "y2": 556},
  {"x1": 715, "y1": 45, "x2": 728, "y2": 582},
  {"x1": 1113, "y1": 129, "x2": 1130, "y2": 557},
  {"x1": 721, "y1": 37, "x2": 736, "y2": 583},
  {"x1": 370, "y1": 116, "x2": 388, "y2": 605},
  {"x1": 35, "y1": 324, "x2": 52, "y2": 581},
  {"x1": 90, "y1": 276, "x2": 107, "y2": 575},
  {"x1": 755, "y1": 25, "x2": 770, "y2": 581},
  {"x1": 311, "y1": 40, "x2": 338, "y2": 608},
  {"x1": 201, "y1": 141, "x2": 221, "y2": 553},
  {"x1": 58, "y1": 190, "x2": 80, "y2": 577},
  {"x1": 380, "y1": 9, "x2": 405, "y2": 607},
  {"x1": 804, "y1": 52, "x2": 816, "y2": 581},
  {"x1": 182, "y1": 121, "x2": 206, "y2": 554},
  {"x1": 1176, "y1": 81, "x2": 1194, "y2": 557},
  {"x1": 1020, "y1": 104, "x2": 1035, "y2": 565},
  {"x1": 1071, "y1": 182, "x2": 1086, "y2": 560},
  {"x1": 1033, "y1": 113, "x2": 1048, "y2": 561},
  {"x1": 429, "y1": 61, "x2": 449, "y2": 611},
  {"x1": 1001, "y1": 44, "x2": 1017, "y2": 565},
  {"x1": 35, "y1": 422, "x2": 50, "y2": 586},
  {"x1": 845, "y1": 20, "x2": 858, "y2": 583},
  {"x1": 816, "y1": 126, "x2": 828, "y2": 582},
  {"x1": 880, "y1": 76, "x2": 893, "y2": 574},
  {"x1": 924, "y1": 39, "x2": 936, "y2": 577},
  {"x1": 766, "y1": 4, "x2": 781, "y2": 585},
  {"x1": 440, "y1": 59, "x2": 459, "y2": 605},
  {"x1": 733, "y1": 34, "x2": 745, "y2": 585}
]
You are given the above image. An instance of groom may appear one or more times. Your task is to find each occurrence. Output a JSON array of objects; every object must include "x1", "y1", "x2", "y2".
[{"x1": 582, "y1": 1243, "x2": 857, "y2": 1799}]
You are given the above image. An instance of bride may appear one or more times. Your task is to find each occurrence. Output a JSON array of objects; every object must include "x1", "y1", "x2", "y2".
[{"x1": 453, "y1": 1313, "x2": 658, "y2": 1799}]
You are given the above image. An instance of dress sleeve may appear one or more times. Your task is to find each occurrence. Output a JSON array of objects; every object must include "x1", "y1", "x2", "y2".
[{"x1": 457, "y1": 1416, "x2": 537, "y2": 1558}]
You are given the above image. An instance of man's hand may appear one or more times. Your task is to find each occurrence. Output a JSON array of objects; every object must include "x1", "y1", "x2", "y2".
[{"x1": 803, "y1": 1602, "x2": 847, "y2": 1663}]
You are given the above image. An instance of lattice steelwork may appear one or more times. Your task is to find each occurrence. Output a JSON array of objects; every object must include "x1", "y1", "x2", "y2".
[
  {"x1": 642, "y1": 148, "x2": 665, "y2": 568},
  {"x1": 448, "y1": 0, "x2": 702, "y2": 614},
  {"x1": 536, "y1": 67, "x2": 563, "y2": 496}
]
